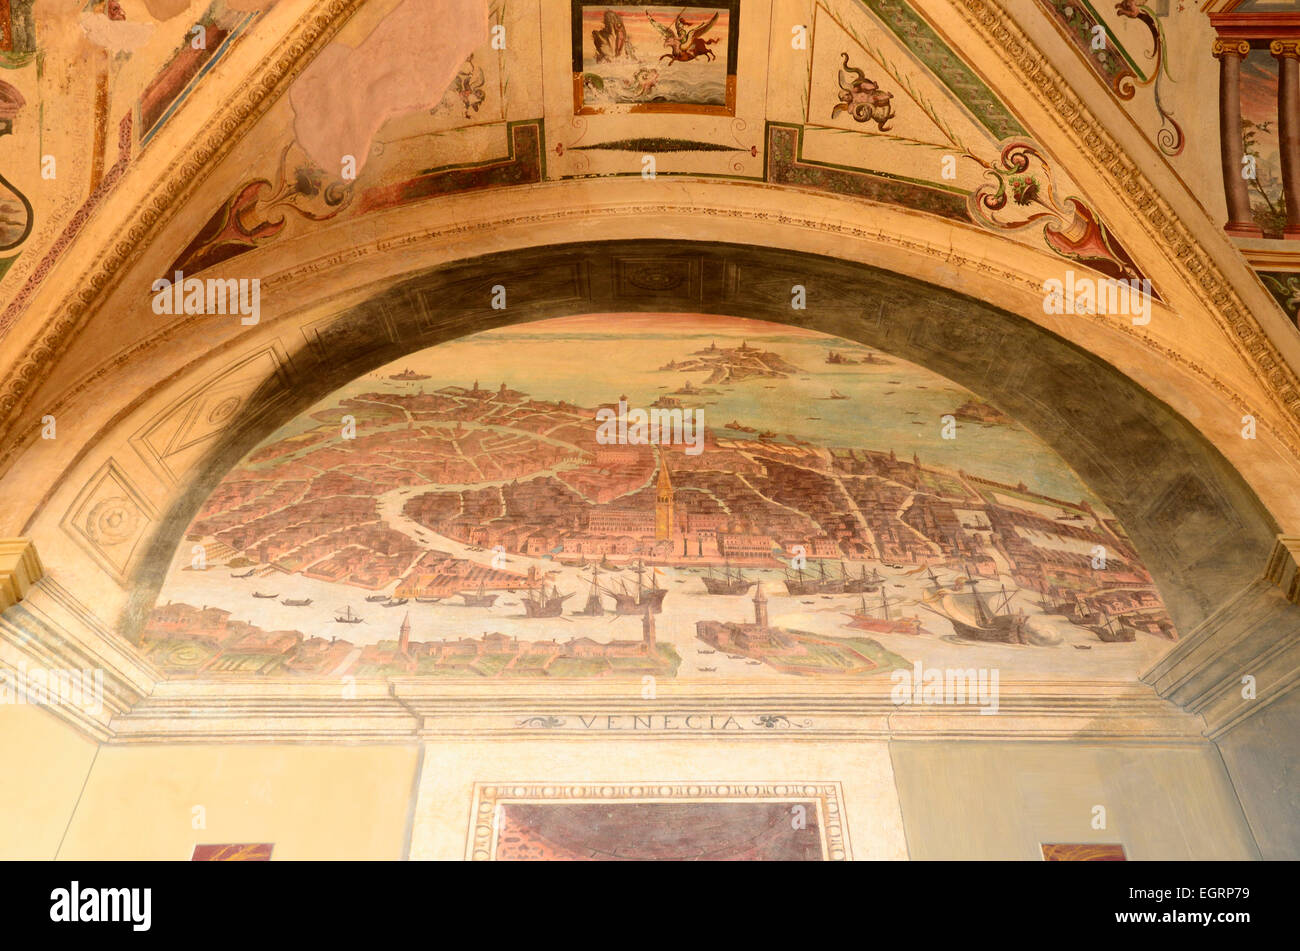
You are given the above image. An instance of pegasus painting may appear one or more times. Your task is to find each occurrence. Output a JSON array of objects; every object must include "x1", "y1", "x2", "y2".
[{"x1": 572, "y1": 3, "x2": 737, "y2": 115}]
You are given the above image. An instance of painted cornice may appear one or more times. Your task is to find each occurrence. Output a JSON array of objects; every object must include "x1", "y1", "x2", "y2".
[{"x1": 1144, "y1": 536, "x2": 1300, "y2": 737}]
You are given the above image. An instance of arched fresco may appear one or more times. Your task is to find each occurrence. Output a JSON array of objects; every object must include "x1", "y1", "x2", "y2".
[{"x1": 142, "y1": 312, "x2": 1187, "y2": 682}]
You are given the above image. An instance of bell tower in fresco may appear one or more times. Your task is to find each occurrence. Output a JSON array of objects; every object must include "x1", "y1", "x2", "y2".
[{"x1": 655, "y1": 454, "x2": 675, "y2": 541}]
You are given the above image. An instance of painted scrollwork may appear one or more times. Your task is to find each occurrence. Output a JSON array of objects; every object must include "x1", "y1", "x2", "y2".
[
  {"x1": 968, "y1": 142, "x2": 1148, "y2": 284},
  {"x1": 169, "y1": 142, "x2": 353, "y2": 276}
]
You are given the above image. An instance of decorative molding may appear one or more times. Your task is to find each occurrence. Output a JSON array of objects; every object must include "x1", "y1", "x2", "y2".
[
  {"x1": 1143, "y1": 535, "x2": 1300, "y2": 737},
  {"x1": 102, "y1": 679, "x2": 1207, "y2": 744},
  {"x1": 1, "y1": 1, "x2": 1299, "y2": 487},
  {"x1": 1213, "y1": 37, "x2": 1252, "y2": 59},
  {"x1": 465, "y1": 781, "x2": 852, "y2": 861},
  {"x1": 0, "y1": 576, "x2": 156, "y2": 741},
  {"x1": 0, "y1": 538, "x2": 42, "y2": 611},
  {"x1": 1264, "y1": 534, "x2": 1300, "y2": 604},
  {"x1": 59, "y1": 460, "x2": 157, "y2": 583},
  {"x1": 1270, "y1": 39, "x2": 1300, "y2": 61}
]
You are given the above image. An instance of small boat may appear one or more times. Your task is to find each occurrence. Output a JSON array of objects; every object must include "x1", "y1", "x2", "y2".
[
  {"x1": 698, "y1": 649, "x2": 716, "y2": 655},
  {"x1": 828, "y1": 388, "x2": 850, "y2": 400},
  {"x1": 335, "y1": 606, "x2": 364, "y2": 624},
  {"x1": 252, "y1": 591, "x2": 278, "y2": 599},
  {"x1": 383, "y1": 598, "x2": 409, "y2": 607},
  {"x1": 230, "y1": 567, "x2": 256, "y2": 579},
  {"x1": 281, "y1": 598, "x2": 312, "y2": 607},
  {"x1": 365, "y1": 594, "x2": 390, "y2": 603},
  {"x1": 697, "y1": 667, "x2": 717, "y2": 673},
  {"x1": 415, "y1": 597, "x2": 442, "y2": 604},
  {"x1": 745, "y1": 660, "x2": 762, "y2": 666},
  {"x1": 726, "y1": 654, "x2": 744, "y2": 660}
]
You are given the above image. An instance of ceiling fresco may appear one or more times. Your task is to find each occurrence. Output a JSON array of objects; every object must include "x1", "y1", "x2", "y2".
[{"x1": 146, "y1": 314, "x2": 1179, "y2": 681}]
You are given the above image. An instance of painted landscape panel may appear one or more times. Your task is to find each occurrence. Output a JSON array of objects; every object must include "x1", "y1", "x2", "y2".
[{"x1": 144, "y1": 314, "x2": 1179, "y2": 681}]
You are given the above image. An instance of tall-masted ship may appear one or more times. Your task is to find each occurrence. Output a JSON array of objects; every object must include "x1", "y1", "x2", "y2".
[
  {"x1": 702, "y1": 561, "x2": 754, "y2": 596},
  {"x1": 458, "y1": 581, "x2": 499, "y2": 607},
  {"x1": 522, "y1": 583, "x2": 572, "y2": 618},
  {"x1": 610, "y1": 561, "x2": 668, "y2": 614},
  {"x1": 919, "y1": 567, "x2": 1029, "y2": 644}
]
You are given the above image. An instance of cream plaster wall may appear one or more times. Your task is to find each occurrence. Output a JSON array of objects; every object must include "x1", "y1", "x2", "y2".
[
  {"x1": 56, "y1": 742, "x2": 420, "y2": 860},
  {"x1": 1, "y1": 727, "x2": 1269, "y2": 860},
  {"x1": 890, "y1": 740, "x2": 1261, "y2": 860},
  {"x1": 0, "y1": 701, "x2": 97, "y2": 860}
]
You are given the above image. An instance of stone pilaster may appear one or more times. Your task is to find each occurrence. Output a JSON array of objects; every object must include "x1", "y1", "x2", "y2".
[{"x1": 0, "y1": 539, "x2": 43, "y2": 612}]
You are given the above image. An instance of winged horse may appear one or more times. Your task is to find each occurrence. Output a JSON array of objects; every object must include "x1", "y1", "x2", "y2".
[{"x1": 647, "y1": 10, "x2": 720, "y2": 64}]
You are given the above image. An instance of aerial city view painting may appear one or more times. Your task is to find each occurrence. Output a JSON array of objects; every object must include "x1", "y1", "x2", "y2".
[{"x1": 144, "y1": 314, "x2": 1178, "y2": 681}]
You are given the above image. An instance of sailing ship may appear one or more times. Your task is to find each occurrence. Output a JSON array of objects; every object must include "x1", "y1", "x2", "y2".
[
  {"x1": 702, "y1": 561, "x2": 754, "y2": 596},
  {"x1": 843, "y1": 589, "x2": 924, "y2": 635},
  {"x1": 458, "y1": 581, "x2": 498, "y2": 607},
  {"x1": 784, "y1": 563, "x2": 819, "y2": 596},
  {"x1": 334, "y1": 605, "x2": 364, "y2": 624},
  {"x1": 574, "y1": 566, "x2": 606, "y2": 617},
  {"x1": 923, "y1": 564, "x2": 947, "y2": 592},
  {"x1": 610, "y1": 561, "x2": 668, "y2": 615},
  {"x1": 919, "y1": 568, "x2": 1029, "y2": 644},
  {"x1": 1032, "y1": 567, "x2": 1094, "y2": 622},
  {"x1": 281, "y1": 598, "x2": 312, "y2": 606},
  {"x1": 841, "y1": 563, "x2": 884, "y2": 594},
  {"x1": 785, "y1": 560, "x2": 846, "y2": 595},
  {"x1": 523, "y1": 582, "x2": 573, "y2": 618},
  {"x1": 1088, "y1": 610, "x2": 1135, "y2": 643}
]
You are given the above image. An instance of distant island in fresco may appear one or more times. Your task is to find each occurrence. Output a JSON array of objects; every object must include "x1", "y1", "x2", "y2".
[{"x1": 145, "y1": 316, "x2": 1179, "y2": 680}]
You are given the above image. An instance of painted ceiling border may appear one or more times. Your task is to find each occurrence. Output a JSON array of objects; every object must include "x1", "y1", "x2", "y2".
[
  {"x1": 0, "y1": 0, "x2": 368, "y2": 461},
  {"x1": 0, "y1": 0, "x2": 1295, "y2": 488},
  {"x1": 952, "y1": 0, "x2": 1300, "y2": 441}
]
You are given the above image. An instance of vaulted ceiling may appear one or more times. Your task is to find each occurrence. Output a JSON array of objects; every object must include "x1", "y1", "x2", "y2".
[{"x1": 1, "y1": 0, "x2": 1298, "y2": 741}]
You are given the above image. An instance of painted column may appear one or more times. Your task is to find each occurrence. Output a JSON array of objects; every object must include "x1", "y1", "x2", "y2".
[
  {"x1": 1215, "y1": 38, "x2": 1261, "y2": 236},
  {"x1": 1271, "y1": 40, "x2": 1300, "y2": 238}
]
